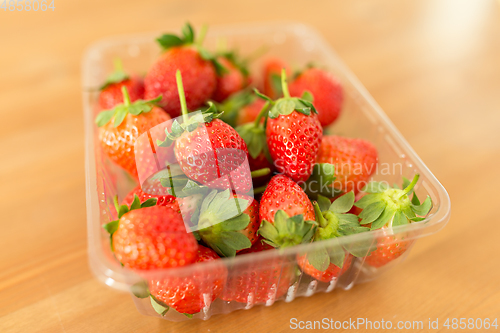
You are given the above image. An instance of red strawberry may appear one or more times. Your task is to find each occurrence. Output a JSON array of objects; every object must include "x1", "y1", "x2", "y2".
[
  {"x1": 235, "y1": 98, "x2": 266, "y2": 126},
  {"x1": 262, "y1": 57, "x2": 290, "y2": 99},
  {"x1": 289, "y1": 67, "x2": 343, "y2": 127},
  {"x1": 157, "y1": 70, "x2": 252, "y2": 194},
  {"x1": 316, "y1": 135, "x2": 378, "y2": 194},
  {"x1": 197, "y1": 191, "x2": 260, "y2": 257},
  {"x1": 297, "y1": 253, "x2": 353, "y2": 283},
  {"x1": 263, "y1": 70, "x2": 323, "y2": 182},
  {"x1": 122, "y1": 184, "x2": 176, "y2": 207},
  {"x1": 259, "y1": 174, "x2": 315, "y2": 223},
  {"x1": 354, "y1": 174, "x2": 433, "y2": 267},
  {"x1": 96, "y1": 87, "x2": 171, "y2": 179},
  {"x1": 212, "y1": 55, "x2": 249, "y2": 103},
  {"x1": 363, "y1": 231, "x2": 413, "y2": 268},
  {"x1": 149, "y1": 245, "x2": 227, "y2": 315},
  {"x1": 220, "y1": 240, "x2": 294, "y2": 305},
  {"x1": 107, "y1": 203, "x2": 198, "y2": 270},
  {"x1": 144, "y1": 23, "x2": 219, "y2": 117},
  {"x1": 98, "y1": 59, "x2": 144, "y2": 110}
]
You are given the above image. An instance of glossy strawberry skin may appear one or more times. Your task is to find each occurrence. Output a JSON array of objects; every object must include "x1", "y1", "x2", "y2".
[
  {"x1": 122, "y1": 184, "x2": 177, "y2": 207},
  {"x1": 235, "y1": 98, "x2": 266, "y2": 126},
  {"x1": 98, "y1": 77, "x2": 144, "y2": 111},
  {"x1": 98, "y1": 107, "x2": 171, "y2": 179},
  {"x1": 237, "y1": 196, "x2": 260, "y2": 249},
  {"x1": 289, "y1": 68, "x2": 343, "y2": 127},
  {"x1": 364, "y1": 232, "x2": 413, "y2": 268},
  {"x1": 174, "y1": 119, "x2": 252, "y2": 193},
  {"x1": 259, "y1": 175, "x2": 315, "y2": 223},
  {"x1": 212, "y1": 57, "x2": 247, "y2": 103},
  {"x1": 316, "y1": 135, "x2": 378, "y2": 194},
  {"x1": 220, "y1": 240, "x2": 293, "y2": 305},
  {"x1": 113, "y1": 206, "x2": 198, "y2": 270},
  {"x1": 262, "y1": 58, "x2": 290, "y2": 99},
  {"x1": 144, "y1": 47, "x2": 217, "y2": 118},
  {"x1": 149, "y1": 245, "x2": 227, "y2": 314},
  {"x1": 297, "y1": 253, "x2": 353, "y2": 283},
  {"x1": 266, "y1": 112, "x2": 323, "y2": 182}
]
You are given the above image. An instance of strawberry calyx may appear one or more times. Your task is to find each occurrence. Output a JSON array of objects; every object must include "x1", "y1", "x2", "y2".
[
  {"x1": 235, "y1": 100, "x2": 271, "y2": 159},
  {"x1": 256, "y1": 69, "x2": 317, "y2": 119},
  {"x1": 217, "y1": 89, "x2": 255, "y2": 127},
  {"x1": 355, "y1": 174, "x2": 433, "y2": 230},
  {"x1": 300, "y1": 163, "x2": 340, "y2": 199},
  {"x1": 197, "y1": 189, "x2": 252, "y2": 257},
  {"x1": 150, "y1": 295, "x2": 169, "y2": 316},
  {"x1": 156, "y1": 70, "x2": 223, "y2": 148},
  {"x1": 102, "y1": 194, "x2": 158, "y2": 250},
  {"x1": 156, "y1": 22, "x2": 226, "y2": 76},
  {"x1": 218, "y1": 50, "x2": 250, "y2": 78},
  {"x1": 99, "y1": 58, "x2": 129, "y2": 90},
  {"x1": 259, "y1": 210, "x2": 317, "y2": 249},
  {"x1": 95, "y1": 86, "x2": 161, "y2": 127}
]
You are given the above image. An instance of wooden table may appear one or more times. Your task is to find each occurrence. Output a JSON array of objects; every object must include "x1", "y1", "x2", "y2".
[{"x1": 1, "y1": 0, "x2": 499, "y2": 331}]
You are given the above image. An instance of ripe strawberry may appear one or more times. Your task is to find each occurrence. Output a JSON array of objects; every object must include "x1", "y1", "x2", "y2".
[
  {"x1": 122, "y1": 184, "x2": 176, "y2": 207},
  {"x1": 354, "y1": 174, "x2": 433, "y2": 267},
  {"x1": 156, "y1": 70, "x2": 252, "y2": 193},
  {"x1": 220, "y1": 240, "x2": 294, "y2": 305},
  {"x1": 103, "y1": 198, "x2": 198, "y2": 270},
  {"x1": 95, "y1": 87, "x2": 170, "y2": 179},
  {"x1": 259, "y1": 174, "x2": 315, "y2": 223},
  {"x1": 289, "y1": 67, "x2": 343, "y2": 127},
  {"x1": 291, "y1": 192, "x2": 370, "y2": 282},
  {"x1": 98, "y1": 59, "x2": 144, "y2": 110},
  {"x1": 197, "y1": 190, "x2": 260, "y2": 257},
  {"x1": 149, "y1": 245, "x2": 227, "y2": 315},
  {"x1": 144, "y1": 23, "x2": 221, "y2": 117},
  {"x1": 262, "y1": 57, "x2": 290, "y2": 99},
  {"x1": 235, "y1": 98, "x2": 266, "y2": 126},
  {"x1": 316, "y1": 135, "x2": 378, "y2": 194},
  {"x1": 297, "y1": 253, "x2": 353, "y2": 283},
  {"x1": 363, "y1": 232, "x2": 413, "y2": 268},
  {"x1": 212, "y1": 53, "x2": 249, "y2": 103},
  {"x1": 263, "y1": 70, "x2": 323, "y2": 182}
]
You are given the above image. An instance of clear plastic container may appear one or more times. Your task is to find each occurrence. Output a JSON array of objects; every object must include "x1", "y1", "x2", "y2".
[{"x1": 83, "y1": 22, "x2": 451, "y2": 321}]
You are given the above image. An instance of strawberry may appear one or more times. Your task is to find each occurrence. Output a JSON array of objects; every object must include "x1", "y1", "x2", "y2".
[
  {"x1": 262, "y1": 70, "x2": 323, "y2": 182},
  {"x1": 103, "y1": 196, "x2": 198, "y2": 270},
  {"x1": 355, "y1": 174, "x2": 433, "y2": 267},
  {"x1": 220, "y1": 240, "x2": 294, "y2": 305},
  {"x1": 212, "y1": 52, "x2": 249, "y2": 103},
  {"x1": 293, "y1": 192, "x2": 371, "y2": 282},
  {"x1": 144, "y1": 23, "x2": 222, "y2": 118},
  {"x1": 289, "y1": 67, "x2": 343, "y2": 127},
  {"x1": 197, "y1": 190, "x2": 260, "y2": 257},
  {"x1": 259, "y1": 174, "x2": 315, "y2": 223},
  {"x1": 95, "y1": 87, "x2": 170, "y2": 179},
  {"x1": 98, "y1": 59, "x2": 144, "y2": 111},
  {"x1": 156, "y1": 70, "x2": 252, "y2": 194},
  {"x1": 122, "y1": 184, "x2": 176, "y2": 207},
  {"x1": 262, "y1": 57, "x2": 290, "y2": 99},
  {"x1": 316, "y1": 135, "x2": 378, "y2": 194},
  {"x1": 149, "y1": 245, "x2": 227, "y2": 315}
]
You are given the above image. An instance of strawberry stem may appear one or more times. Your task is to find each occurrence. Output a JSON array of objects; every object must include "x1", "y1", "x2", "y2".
[
  {"x1": 281, "y1": 68, "x2": 291, "y2": 98},
  {"x1": 175, "y1": 70, "x2": 189, "y2": 123},
  {"x1": 253, "y1": 101, "x2": 270, "y2": 126},
  {"x1": 113, "y1": 58, "x2": 124, "y2": 72},
  {"x1": 250, "y1": 168, "x2": 271, "y2": 178},
  {"x1": 196, "y1": 24, "x2": 208, "y2": 46},
  {"x1": 253, "y1": 184, "x2": 268, "y2": 194},
  {"x1": 121, "y1": 86, "x2": 131, "y2": 107},
  {"x1": 400, "y1": 174, "x2": 419, "y2": 198}
]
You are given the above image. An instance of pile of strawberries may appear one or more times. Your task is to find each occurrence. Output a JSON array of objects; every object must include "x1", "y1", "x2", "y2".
[{"x1": 95, "y1": 23, "x2": 433, "y2": 317}]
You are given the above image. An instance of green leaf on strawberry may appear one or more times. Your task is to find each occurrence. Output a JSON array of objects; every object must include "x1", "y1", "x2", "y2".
[
  {"x1": 355, "y1": 174, "x2": 433, "y2": 230},
  {"x1": 150, "y1": 295, "x2": 169, "y2": 316},
  {"x1": 258, "y1": 210, "x2": 317, "y2": 248},
  {"x1": 235, "y1": 99, "x2": 270, "y2": 159},
  {"x1": 300, "y1": 163, "x2": 341, "y2": 199},
  {"x1": 95, "y1": 86, "x2": 161, "y2": 127},
  {"x1": 131, "y1": 280, "x2": 150, "y2": 299},
  {"x1": 197, "y1": 189, "x2": 252, "y2": 257},
  {"x1": 217, "y1": 89, "x2": 255, "y2": 127},
  {"x1": 99, "y1": 59, "x2": 129, "y2": 90}
]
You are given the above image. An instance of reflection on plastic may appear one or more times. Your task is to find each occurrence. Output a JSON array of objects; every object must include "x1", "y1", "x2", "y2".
[{"x1": 134, "y1": 111, "x2": 254, "y2": 233}]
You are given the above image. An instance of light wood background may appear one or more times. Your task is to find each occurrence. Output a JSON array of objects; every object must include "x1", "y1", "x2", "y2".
[{"x1": 1, "y1": 0, "x2": 500, "y2": 332}]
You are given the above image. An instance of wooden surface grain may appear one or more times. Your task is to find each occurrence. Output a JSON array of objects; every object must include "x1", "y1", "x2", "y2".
[{"x1": 1, "y1": 0, "x2": 500, "y2": 332}]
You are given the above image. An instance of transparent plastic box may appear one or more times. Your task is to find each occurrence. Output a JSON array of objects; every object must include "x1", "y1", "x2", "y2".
[{"x1": 83, "y1": 22, "x2": 451, "y2": 321}]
